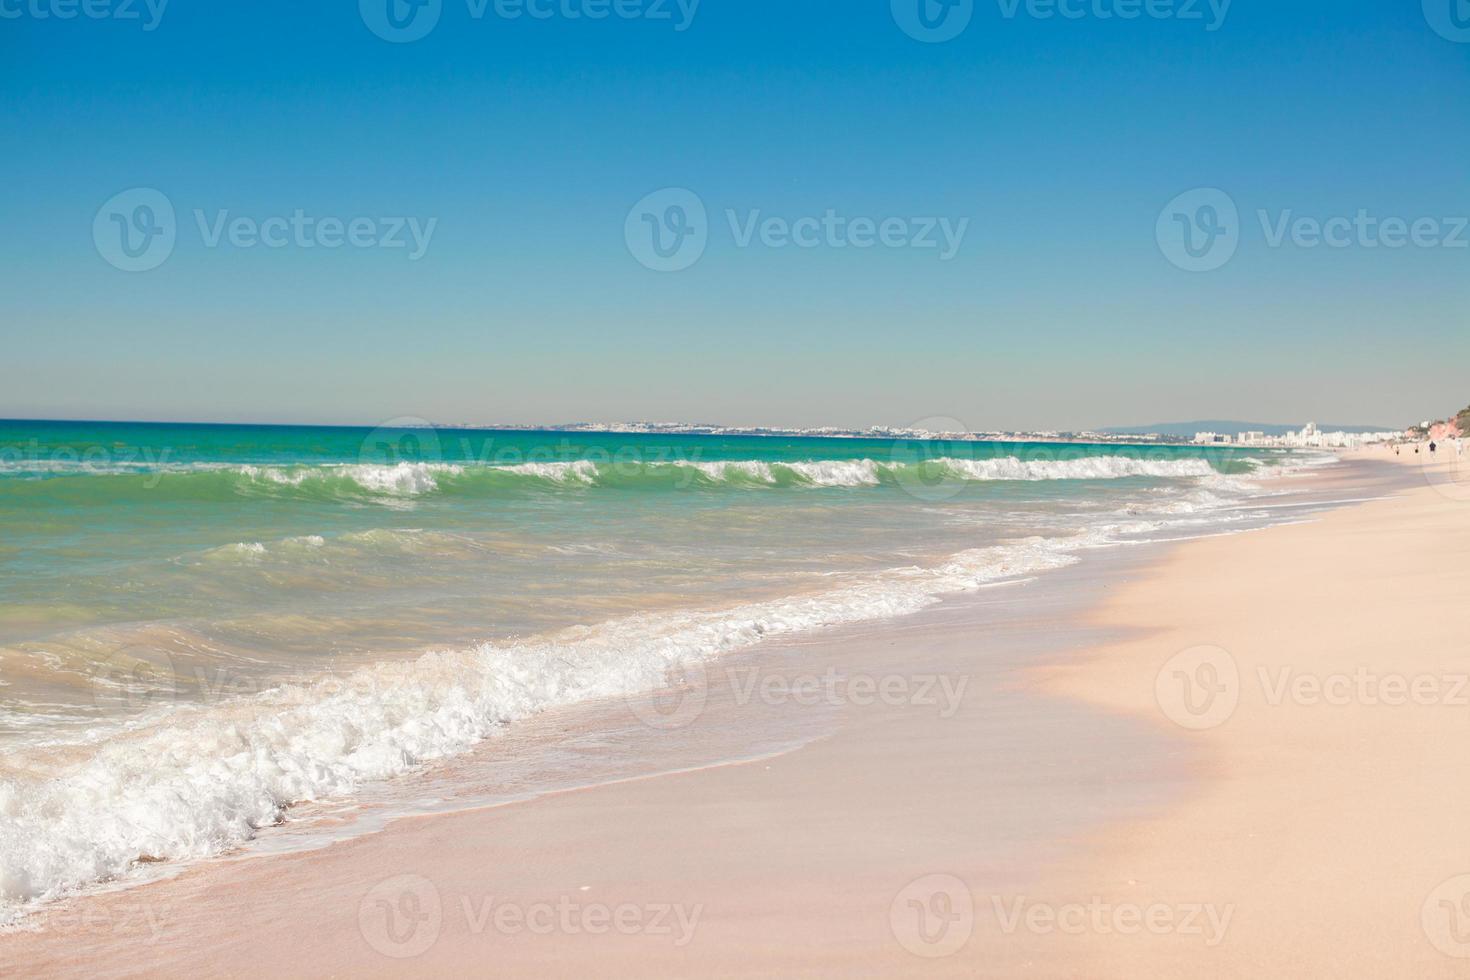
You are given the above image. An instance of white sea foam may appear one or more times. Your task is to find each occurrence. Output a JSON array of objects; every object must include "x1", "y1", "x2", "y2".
[
  {"x1": 684, "y1": 460, "x2": 777, "y2": 482},
  {"x1": 498, "y1": 460, "x2": 599, "y2": 484},
  {"x1": 199, "y1": 541, "x2": 270, "y2": 563},
  {"x1": 0, "y1": 447, "x2": 1285, "y2": 921},
  {"x1": 783, "y1": 459, "x2": 885, "y2": 486},
  {"x1": 0, "y1": 522, "x2": 1144, "y2": 923},
  {"x1": 639, "y1": 456, "x2": 1213, "y2": 488},
  {"x1": 237, "y1": 462, "x2": 463, "y2": 496},
  {"x1": 4, "y1": 454, "x2": 1234, "y2": 497},
  {"x1": 669, "y1": 459, "x2": 884, "y2": 486},
  {"x1": 932, "y1": 456, "x2": 1218, "y2": 482},
  {"x1": 236, "y1": 464, "x2": 306, "y2": 487},
  {"x1": 285, "y1": 535, "x2": 326, "y2": 548},
  {"x1": 339, "y1": 462, "x2": 460, "y2": 495}
]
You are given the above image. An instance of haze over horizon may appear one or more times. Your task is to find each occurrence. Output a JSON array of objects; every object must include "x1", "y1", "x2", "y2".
[{"x1": 0, "y1": 411, "x2": 1417, "y2": 436}]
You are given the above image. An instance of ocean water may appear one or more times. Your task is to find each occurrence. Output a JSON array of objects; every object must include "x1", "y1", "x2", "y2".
[{"x1": 0, "y1": 419, "x2": 1315, "y2": 921}]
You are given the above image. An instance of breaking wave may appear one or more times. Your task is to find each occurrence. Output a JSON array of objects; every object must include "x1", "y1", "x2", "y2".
[
  {"x1": 0, "y1": 455, "x2": 1234, "y2": 504},
  {"x1": 0, "y1": 524, "x2": 1144, "y2": 922}
]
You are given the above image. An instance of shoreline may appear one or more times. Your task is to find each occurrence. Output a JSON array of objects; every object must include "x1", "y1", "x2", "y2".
[
  {"x1": 0, "y1": 454, "x2": 1451, "y2": 976},
  {"x1": 1029, "y1": 453, "x2": 1470, "y2": 976}
]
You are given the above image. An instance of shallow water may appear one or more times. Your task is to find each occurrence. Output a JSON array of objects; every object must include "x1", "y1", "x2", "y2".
[{"x1": 0, "y1": 420, "x2": 1319, "y2": 920}]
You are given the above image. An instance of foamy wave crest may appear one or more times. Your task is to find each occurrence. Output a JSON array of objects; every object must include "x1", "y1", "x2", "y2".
[
  {"x1": 0, "y1": 528, "x2": 1123, "y2": 922},
  {"x1": 5, "y1": 454, "x2": 1231, "y2": 503},
  {"x1": 498, "y1": 460, "x2": 599, "y2": 484},
  {"x1": 932, "y1": 456, "x2": 1218, "y2": 482},
  {"x1": 234, "y1": 462, "x2": 463, "y2": 496},
  {"x1": 683, "y1": 460, "x2": 777, "y2": 483},
  {"x1": 782, "y1": 459, "x2": 884, "y2": 486},
  {"x1": 669, "y1": 460, "x2": 882, "y2": 487}
]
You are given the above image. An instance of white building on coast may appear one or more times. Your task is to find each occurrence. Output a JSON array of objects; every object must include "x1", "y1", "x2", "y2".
[{"x1": 1201, "y1": 422, "x2": 1403, "y2": 449}]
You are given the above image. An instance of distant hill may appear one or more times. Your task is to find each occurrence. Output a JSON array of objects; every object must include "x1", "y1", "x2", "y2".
[{"x1": 1100, "y1": 420, "x2": 1399, "y2": 438}]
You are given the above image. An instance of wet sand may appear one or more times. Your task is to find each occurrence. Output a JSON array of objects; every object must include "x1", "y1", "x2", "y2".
[{"x1": 2, "y1": 452, "x2": 1457, "y2": 977}]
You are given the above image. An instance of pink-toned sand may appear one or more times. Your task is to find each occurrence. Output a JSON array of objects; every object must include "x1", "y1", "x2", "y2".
[{"x1": 3, "y1": 450, "x2": 1466, "y2": 977}]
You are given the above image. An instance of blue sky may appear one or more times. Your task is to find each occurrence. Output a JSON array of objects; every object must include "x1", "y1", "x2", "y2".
[{"x1": 3, "y1": 0, "x2": 1467, "y2": 430}]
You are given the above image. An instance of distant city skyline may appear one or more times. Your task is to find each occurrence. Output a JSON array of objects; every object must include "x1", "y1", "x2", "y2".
[{"x1": 0, "y1": 413, "x2": 1419, "y2": 438}]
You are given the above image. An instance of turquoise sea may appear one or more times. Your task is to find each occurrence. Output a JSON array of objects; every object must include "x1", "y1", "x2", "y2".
[{"x1": 0, "y1": 419, "x2": 1305, "y2": 920}]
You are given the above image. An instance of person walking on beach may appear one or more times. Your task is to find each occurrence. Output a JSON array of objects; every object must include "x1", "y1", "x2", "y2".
[{"x1": 1430, "y1": 441, "x2": 1437, "y2": 456}]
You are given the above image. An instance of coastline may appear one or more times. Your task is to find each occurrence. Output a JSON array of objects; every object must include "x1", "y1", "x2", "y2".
[
  {"x1": 1033, "y1": 453, "x2": 1470, "y2": 977},
  {"x1": 2, "y1": 453, "x2": 1458, "y2": 976}
]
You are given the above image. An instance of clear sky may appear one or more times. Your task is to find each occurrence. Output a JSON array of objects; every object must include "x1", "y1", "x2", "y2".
[{"x1": 3, "y1": 0, "x2": 1467, "y2": 430}]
